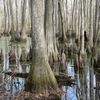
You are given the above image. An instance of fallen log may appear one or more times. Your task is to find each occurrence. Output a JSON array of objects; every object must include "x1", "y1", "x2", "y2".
[{"x1": 4, "y1": 71, "x2": 76, "y2": 86}]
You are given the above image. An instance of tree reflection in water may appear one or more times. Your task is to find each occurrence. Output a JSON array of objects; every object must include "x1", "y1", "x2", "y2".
[{"x1": 0, "y1": 37, "x2": 100, "y2": 100}]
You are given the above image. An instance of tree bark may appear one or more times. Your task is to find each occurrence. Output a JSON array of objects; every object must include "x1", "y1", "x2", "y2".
[
  {"x1": 9, "y1": 0, "x2": 15, "y2": 40},
  {"x1": 3, "y1": 0, "x2": 7, "y2": 34},
  {"x1": 21, "y1": 0, "x2": 27, "y2": 40},
  {"x1": 45, "y1": 0, "x2": 59, "y2": 63},
  {"x1": 81, "y1": 0, "x2": 85, "y2": 55},
  {"x1": 27, "y1": 0, "x2": 58, "y2": 93},
  {"x1": 15, "y1": 0, "x2": 20, "y2": 38}
]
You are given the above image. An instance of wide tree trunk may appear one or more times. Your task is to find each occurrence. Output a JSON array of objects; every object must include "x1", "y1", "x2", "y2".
[{"x1": 27, "y1": 0, "x2": 58, "y2": 93}]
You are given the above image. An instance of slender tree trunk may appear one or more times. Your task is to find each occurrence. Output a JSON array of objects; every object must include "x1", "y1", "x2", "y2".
[
  {"x1": 21, "y1": 0, "x2": 27, "y2": 40},
  {"x1": 15, "y1": 0, "x2": 20, "y2": 39},
  {"x1": 90, "y1": 57, "x2": 95, "y2": 100},
  {"x1": 81, "y1": 0, "x2": 85, "y2": 55},
  {"x1": 58, "y1": 0, "x2": 67, "y2": 42},
  {"x1": 3, "y1": 0, "x2": 7, "y2": 34},
  {"x1": 7, "y1": 0, "x2": 10, "y2": 34},
  {"x1": 9, "y1": 0, "x2": 15, "y2": 40},
  {"x1": 90, "y1": 0, "x2": 94, "y2": 48}
]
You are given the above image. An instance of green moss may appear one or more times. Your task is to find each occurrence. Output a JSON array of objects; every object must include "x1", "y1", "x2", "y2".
[{"x1": 26, "y1": 63, "x2": 58, "y2": 93}]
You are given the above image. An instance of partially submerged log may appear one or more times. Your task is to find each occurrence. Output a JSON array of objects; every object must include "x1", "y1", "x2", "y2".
[{"x1": 4, "y1": 71, "x2": 76, "y2": 86}]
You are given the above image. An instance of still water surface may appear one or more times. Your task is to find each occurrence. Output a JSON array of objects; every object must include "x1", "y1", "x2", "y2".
[{"x1": 0, "y1": 37, "x2": 99, "y2": 100}]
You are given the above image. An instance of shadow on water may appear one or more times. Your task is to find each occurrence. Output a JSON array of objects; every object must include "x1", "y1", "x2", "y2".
[{"x1": 0, "y1": 37, "x2": 100, "y2": 100}]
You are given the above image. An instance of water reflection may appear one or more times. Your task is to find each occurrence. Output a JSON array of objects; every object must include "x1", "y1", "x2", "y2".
[
  {"x1": 0, "y1": 37, "x2": 100, "y2": 100},
  {"x1": 62, "y1": 61, "x2": 100, "y2": 100},
  {"x1": 0, "y1": 37, "x2": 31, "y2": 95},
  {"x1": 62, "y1": 62, "x2": 77, "y2": 100}
]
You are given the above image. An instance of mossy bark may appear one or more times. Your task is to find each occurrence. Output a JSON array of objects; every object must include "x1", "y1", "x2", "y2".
[
  {"x1": 26, "y1": 0, "x2": 58, "y2": 93},
  {"x1": 27, "y1": 62, "x2": 58, "y2": 93}
]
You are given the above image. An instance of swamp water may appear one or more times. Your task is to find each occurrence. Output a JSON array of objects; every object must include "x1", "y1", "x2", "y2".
[{"x1": 0, "y1": 37, "x2": 100, "y2": 100}]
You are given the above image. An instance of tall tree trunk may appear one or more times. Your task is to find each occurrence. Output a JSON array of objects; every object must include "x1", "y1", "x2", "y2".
[
  {"x1": 9, "y1": 0, "x2": 15, "y2": 40},
  {"x1": 27, "y1": 0, "x2": 58, "y2": 93},
  {"x1": 15, "y1": 0, "x2": 20, "y2": 39},
  {"x1": 90, "y1": 0, "x2": 94, "y2": 48},
  {"x1": 7, "y1": 0, "x2": 10, "y2": 35},
  {"x1": 3, "y1": 0, "x2": 7, "y2": 34},
  {"x1": 58, "y1": 0, "x2": 67, "y2": 42},
  {"x1": 81, "y1": 0, "x2": 85, "y2": 55},
  {"x1": 21, "y1": 0, "x2": 27, "y2": 40},
  {"x1": 45, "y1": 0, "x2": 58, "y2": 63},
  {"x1": 45, "y1": 0, "x2": 54, "y2": 57}
]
